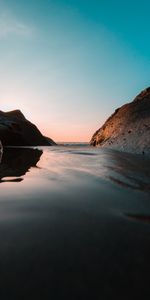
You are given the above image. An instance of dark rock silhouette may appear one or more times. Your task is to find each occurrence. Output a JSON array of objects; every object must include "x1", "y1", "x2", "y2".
[
  {"x1": 90, "y1": 87, "x2": 150, "y2": 154},
  {"x1": 0, "y1": 110, "x2": 56, "y2": 146},
  {"x1": 0, "y1": 147, "x2": 43, "y2": 183}
]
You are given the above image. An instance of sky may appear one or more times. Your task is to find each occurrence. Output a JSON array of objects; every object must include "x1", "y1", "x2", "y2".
[{"x1": 0, "y1": 0, "x2": 150, "y2": 142}]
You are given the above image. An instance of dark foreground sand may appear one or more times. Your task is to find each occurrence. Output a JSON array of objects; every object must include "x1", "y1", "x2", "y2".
[{"x1": 0, "y1": 145, "x2": 150, "y2": 299}]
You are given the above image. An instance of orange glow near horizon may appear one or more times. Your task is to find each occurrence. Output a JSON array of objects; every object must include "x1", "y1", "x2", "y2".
[
  {"x1": 33, "y1": 112, "x2": 102, "y2": 142},
  {"x1": 38, "y1": 124, "x2": 94, "y2": 143},
  {"x1": 33, "y1": 116, "x2": 101, "y2": 143}
]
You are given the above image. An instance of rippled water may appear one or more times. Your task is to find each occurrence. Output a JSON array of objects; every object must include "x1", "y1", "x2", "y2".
[{"x1": 0, "y1": 144, "x2": 150, "y2": 299}]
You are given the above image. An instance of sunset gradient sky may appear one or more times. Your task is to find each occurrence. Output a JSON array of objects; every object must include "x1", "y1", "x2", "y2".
[{"x1": 0, "y1": 0, "x2": 150, "y2": 141}]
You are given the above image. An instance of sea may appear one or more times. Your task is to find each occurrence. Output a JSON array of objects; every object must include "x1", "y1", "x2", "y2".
[{"x1": 0, "y1": 143, "x2": 150, "y2": 299}]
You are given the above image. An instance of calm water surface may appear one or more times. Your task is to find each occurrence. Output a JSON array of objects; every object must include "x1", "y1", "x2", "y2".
[{"x1": 0, "y1": 144, "x2": 150, "y2": 299}]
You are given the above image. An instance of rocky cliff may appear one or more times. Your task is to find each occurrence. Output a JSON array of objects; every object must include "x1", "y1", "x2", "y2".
[
  {"x1": 90, "y1": 88, "x2": 150, "y2": 155},
  {"x1": 0, "y1": 110, "x2": 56, "y2": 146}
]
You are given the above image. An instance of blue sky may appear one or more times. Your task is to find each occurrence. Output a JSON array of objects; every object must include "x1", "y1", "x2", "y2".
[{"x1": 0, "y1": 0, "x2": 150, "y2": 141}]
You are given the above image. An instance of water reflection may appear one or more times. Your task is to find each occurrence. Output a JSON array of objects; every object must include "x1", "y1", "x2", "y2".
[
  {"x1": 126, "y1": 214, "x2": 150, "y2": 224},
  {"x1": 0, "y1": 150, "x2": 2, "y2": 164},
  {"x1": 105, "y1": 150, "x2": 150, "y2": 191},
  {"x1": 0, "y1": 146, "x2": 150, "y2": 299},
  {"x1": 0, "y1": 148, "x2": 43, "y2": 183}
]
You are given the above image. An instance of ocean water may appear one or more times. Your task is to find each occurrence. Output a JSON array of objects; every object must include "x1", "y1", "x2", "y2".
[{"x1": 0, "y1": 144, "x2": 150, "y2": 299}]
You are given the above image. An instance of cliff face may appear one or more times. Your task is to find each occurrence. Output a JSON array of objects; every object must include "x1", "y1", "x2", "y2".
[
  {"x1": 90, "y1": 88, "x2": 150, "y2": 155},
  {"x1": 0, "y1": 110, "x2": 56, "y2": 146}
]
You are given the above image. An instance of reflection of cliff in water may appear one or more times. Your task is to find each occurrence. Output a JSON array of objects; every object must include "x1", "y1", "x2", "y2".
[
  {"x1": 0, "y1": 148, "x2": 43, "y2": 183},
  {"x1": 106, "y1": 150, "x2": 150, "y2": 191}
]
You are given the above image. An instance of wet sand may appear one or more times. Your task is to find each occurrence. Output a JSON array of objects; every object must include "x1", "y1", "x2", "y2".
[{"x1": 0, "y1": 145, "x2": 150, "y2": 299}]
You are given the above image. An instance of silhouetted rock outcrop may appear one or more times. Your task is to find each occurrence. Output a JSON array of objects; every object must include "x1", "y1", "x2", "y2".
[
  {"x1": 90, "y1": 88, "x2": 150, "y2": 154},
  {"x1": 0, "y1": 110, "x2": 56, "y2": 146},
  {"x1": 0, "y1": 148, "x2": 43, "y2": 182}
]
